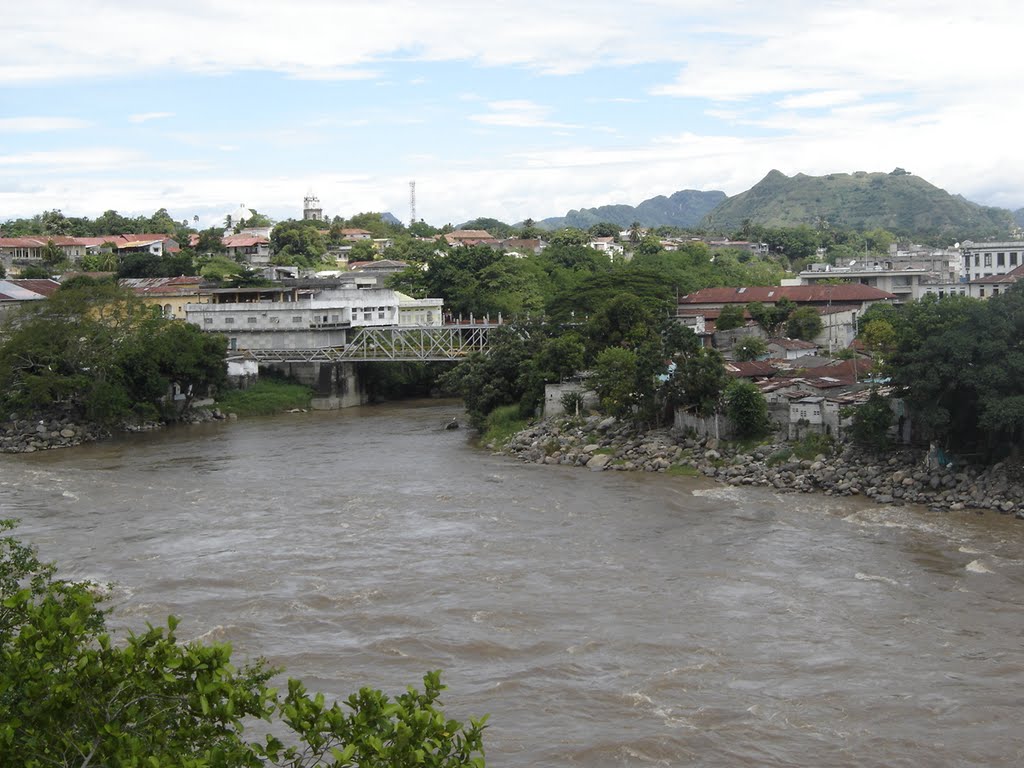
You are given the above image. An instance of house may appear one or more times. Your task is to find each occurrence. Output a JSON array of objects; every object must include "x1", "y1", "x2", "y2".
[
  {"x1": 588, "y1": 237, "x2": 623, "y2": 256},
  {"x1": 0, "y1": 278, "x2": 61, "y2": 321},
  {"x1": 222, "y1": 235, "x2": 271, "y2": 264},
  {"x1": 444, "y1": 229, "x2": 499, "y2": 247},
  {"x1": 963, "y1": 264, "x2": 1024, "y2": 299},
  {"x1": 789, "y1": 264, "x2": 935, "y2": 301},
  {"x1": 678, "y1": 284, "x2": 896, "y2": 351},
  {"x1": 120, "y1": 276, "x2": 207, "y2": 319},
  {"x1": 339, "y1": 228, "x2": 373, "y2": 240},
  {"x1": 395, "y1": 291, "x2": 444, "y2": 326},
  {"x1": 705, "y1": 239, "x2": 769, "y2": 255},
  {"x1": 501, "y1": 238, "x2": 545, "y2": 256},
  {"x1": 723, "y1": 361, "x2": 778, "y2": 379},
  {"x1": 766, "y1": 337, "x2": 819, "y2": 360}
]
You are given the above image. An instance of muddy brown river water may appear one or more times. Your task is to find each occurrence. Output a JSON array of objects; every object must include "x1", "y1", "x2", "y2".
[{"x1": 3, "y1": 400, "x2": 1023, "y2": 766}]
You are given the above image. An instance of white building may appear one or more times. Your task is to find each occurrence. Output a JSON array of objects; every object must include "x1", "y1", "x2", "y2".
[
  {"x1": 961, "y1": 241, "x2": 1024, "y2": 281},
  {"x1": 184, "y1": 285, "x2": 442, "y2": 352}
]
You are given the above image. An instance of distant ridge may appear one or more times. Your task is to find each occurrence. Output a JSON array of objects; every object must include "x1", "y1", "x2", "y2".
[
  {"x1": 539, "y1": 189, "x2": 727, "y2": 230},
  {"x1": 700, "y1": 169, "x2": 1014, "y2": 239}
]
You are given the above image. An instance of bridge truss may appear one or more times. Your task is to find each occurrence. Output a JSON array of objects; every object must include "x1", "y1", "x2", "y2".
[{"x1": 243, "y1": 324, "x2": 496, "y2": 364}]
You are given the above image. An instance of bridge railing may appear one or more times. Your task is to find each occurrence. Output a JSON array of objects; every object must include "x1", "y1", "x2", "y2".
[{"x1": 243, "y1": 322, "x2": 500, "y2": 363}]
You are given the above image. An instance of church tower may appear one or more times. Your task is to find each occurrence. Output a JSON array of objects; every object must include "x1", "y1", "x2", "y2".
[{"x1": 303, "y1": 192, "x2": 323, "y2": 221}]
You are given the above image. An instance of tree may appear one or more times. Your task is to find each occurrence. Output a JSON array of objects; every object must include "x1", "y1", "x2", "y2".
[
  {"x1": 634, "y1": 233, "x2": 662, "y2": 257},
  {"x1": 785, "y1": 306, "x2": 823, "y2": 341},
  {"x1": 41, "y1": 239, "x2": 65, "y2": 267},
  {"x1": 716, "y1": 304, "x2": 745, "y2": 331},
  {"x1": 733, "y1": 336, "x2": 768, "y2": 362},
  {"x1": 587, "y1": 222, "x2": 620, "y2": 239},
  {"x1": 0, "y1": 282, "x2": 224, "y2": 423},
  {"x1": 592, "y1": 346, "x2": 639, "y2": 419},
  {"x1": 664, "y1": 348, "x2": 728, "y2": 417},
  {"x1": 271, "y1": 220, "x2": 327, "y2": 264},
  {"x1": 0, "y1": 521, "x2": 487, "y2": 768},
  {"x1": 196, "y1": 227, "x2": 227, "y2": 255},
  {"x1": 439, "y1": 324, "x2": 540, "y2": 427},
  {"x1": 628, "y1": 221, "x2": 642, "y2": 244},
  {"x1": 547, "y1": 228, "x2": 588, "y2": 248},
  {"x1": 849, "y1": 388, "x2": 892, "y2": 451},
  {"x1": 723, "y1": 379, "x2": 770, "y2": 438}
]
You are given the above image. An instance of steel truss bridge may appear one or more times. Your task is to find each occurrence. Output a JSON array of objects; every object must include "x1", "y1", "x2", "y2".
[{"x1": 242, "y1": 324, "x2": 498, "y2": 364}]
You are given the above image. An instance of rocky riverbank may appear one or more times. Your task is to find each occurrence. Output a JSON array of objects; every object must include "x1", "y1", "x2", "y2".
[
  {"x1": 1, "y1": 407, "x2": 235, "y2": 454},
  {"x1": 499, "y1": 415, "x2": 1024, "y2": 520}
]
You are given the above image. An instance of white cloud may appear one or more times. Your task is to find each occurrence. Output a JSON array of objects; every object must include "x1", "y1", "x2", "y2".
[
  {"x1": 469, "y1": 101, "x2": 577, "y2": 130},
  {"x1": 128, "y1": 112, "x2": 175, "y2": 124},
  {"x1": 0, "y1": 116, "x2": 91, "y2": 132}
]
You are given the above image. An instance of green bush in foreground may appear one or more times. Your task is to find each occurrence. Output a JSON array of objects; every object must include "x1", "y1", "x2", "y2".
[
  {"x1": 216, "y1": 380, "x2": 313, "y2": 416},
  {"x1": 0, "y1": 520, "x2": 487, "y2": 767}
]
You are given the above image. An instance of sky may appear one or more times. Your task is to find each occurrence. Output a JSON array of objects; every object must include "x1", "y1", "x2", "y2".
[{"x1": 2, "y1": 0, "x2": 1022, "y2": 229}]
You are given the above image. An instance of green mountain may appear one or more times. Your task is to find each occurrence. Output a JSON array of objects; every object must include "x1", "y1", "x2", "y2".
[
  {"x1": 700, "y1": 169, "x2": 1014, "y2": 239},
  {"x1": 1013, "y1": 208, "x2": 1024, "y2": 228},
  {"x1": 539, "y1": 189, "x2": 727, "y2": 230}
]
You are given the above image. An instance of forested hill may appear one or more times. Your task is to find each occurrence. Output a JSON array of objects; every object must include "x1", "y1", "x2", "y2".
[
  {"x1": 700, "y1": 169, "x2": 1015, "y2": 240},
  {"x1": 539, "y1": 189, "x2": 727, "y2": 230}
]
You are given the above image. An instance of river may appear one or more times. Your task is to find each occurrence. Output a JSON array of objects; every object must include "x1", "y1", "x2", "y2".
[{"x1": 2, "y1": 400, "x2": 1023, "y2": 767}]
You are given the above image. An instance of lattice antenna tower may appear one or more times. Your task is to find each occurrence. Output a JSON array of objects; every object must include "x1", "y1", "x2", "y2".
[{"x1": 409, "y1": 180, "x2": 417, "y2": 226}]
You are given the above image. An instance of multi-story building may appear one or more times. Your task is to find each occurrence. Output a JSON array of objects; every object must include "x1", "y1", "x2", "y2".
[
  {"x1": 184, "y1": 285, "x2": 443, "y2": 353},
  {"x1": 960, "y1": 240, "x2": 1024, "y2": 281}
]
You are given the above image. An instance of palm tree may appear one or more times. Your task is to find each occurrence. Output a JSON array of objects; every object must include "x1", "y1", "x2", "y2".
[{"x1": 628, "y1": 221, "x2": 642, "y2": 244}]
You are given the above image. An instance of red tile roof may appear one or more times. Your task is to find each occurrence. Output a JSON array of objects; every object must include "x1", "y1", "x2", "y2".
[
  {"x1": 222, "y1": 235, "x2": 268, "y2": 248},
  {"x1": 679, "y1": 285, "x2": 896, "y2": 304},
  {"x1": 724, "y1": 361, "x2": 778, "y2": 378},
  {"x1": 1, "y1": 278, "x2": 61, "y2": 298}
]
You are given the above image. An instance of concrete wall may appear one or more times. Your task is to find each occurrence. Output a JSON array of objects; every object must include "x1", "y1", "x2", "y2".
[
  {"x1": 674, "y1": 409, "x2": 735, "y2": 440},
  {"x1": 544, "y1": 380, "x2": 599, "y2": 418}
]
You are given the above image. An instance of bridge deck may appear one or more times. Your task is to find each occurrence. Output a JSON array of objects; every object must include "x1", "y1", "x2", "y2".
[{"x1": 242, "y1": 323, "x2": 498, "y2": 363}]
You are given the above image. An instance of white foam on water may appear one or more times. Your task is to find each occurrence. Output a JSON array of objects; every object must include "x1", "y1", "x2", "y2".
[
  {"x1": 691, "y1": 486, "x2": 745, "y2": 502},
  {"x1": 855, "y1": 572, "x2": 900, "y2": 586},
  {"x1": 965, "y1": 559, "x2": 993, "y2": 574}
]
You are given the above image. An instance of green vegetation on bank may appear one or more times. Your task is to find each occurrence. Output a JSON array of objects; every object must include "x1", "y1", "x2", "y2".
[
  {"x1": 214, "y1": 380, "x2": 313, "y2": 416},
  {"x1": 0, "y1": 520, "x2": 488, "y2": 767},
  {"x1": 0, "y1": 278, "x2": 226, "y2": 425},
  {"x1": 481, "y1": 404, "x2": 529, "y2": 447}
]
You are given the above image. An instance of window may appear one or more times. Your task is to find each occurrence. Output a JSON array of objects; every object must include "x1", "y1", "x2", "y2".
[
  {"x1": 378, "y1": 309, "x2": 385, "y2": 319},
  {"x1": 997, "y1": 253, "x2": 1005, "y2": 267},
  {"x1": 993, "y1": 287, "x2": 1000, "y2": 295},
  {"x1": 1012, "y1": 252, "x2": 1019, "y2": 266},
  {"x1": 331, "y1": 314, "x2": 340, "y2": 323},
  {"x1": 247, "y1": 317, "x2": 257, "y2": 323},
  {"x1": 204, "y1": 317, "x2": 213, "y2": 324},
  {"x1": 224, "y1": 317, "x2": 235, "y2": 324},
  {"x1": 984, "y1": 254, "x2": 992, "y2": 267},
  {"x1": 270, "y1": 317, "x2": 280, "y2": 324},
  {"x1": 293, "y1": 316, "x2": 302, "y2": 323},
  {"x1": 975, "y1": 255, "x2": 981, "y2": 267},
  {"x1": 980, "y1": 288, "x2": 986, "y2": 297}
]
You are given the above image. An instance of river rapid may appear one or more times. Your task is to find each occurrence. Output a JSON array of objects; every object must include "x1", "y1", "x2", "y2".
[{"x1": 2, "y1": 400, "x2": 1023, "y2": 767}]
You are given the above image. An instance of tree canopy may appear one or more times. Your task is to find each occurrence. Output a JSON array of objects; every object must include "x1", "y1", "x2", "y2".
[{"x1": 0, "y1": 281, "x2": 226, "y2": 423}]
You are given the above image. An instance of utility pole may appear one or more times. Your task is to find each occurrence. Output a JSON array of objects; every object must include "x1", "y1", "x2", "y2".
[{"x1": 409, "y1": 180, "x2": 416, "y2": 227}]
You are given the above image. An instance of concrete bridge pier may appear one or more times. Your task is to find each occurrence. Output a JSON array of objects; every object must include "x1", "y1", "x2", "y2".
[{"x1": 263, "y1": 361, "x2": 367, "y2": 409}]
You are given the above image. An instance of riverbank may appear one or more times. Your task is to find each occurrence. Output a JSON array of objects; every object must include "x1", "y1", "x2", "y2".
[
  {"x1": 0, "y1": 407, "x2": 234, "y2": 453},
  {"x1": 498, "y1": 415, "x2": 1024, "y2": 520}
]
